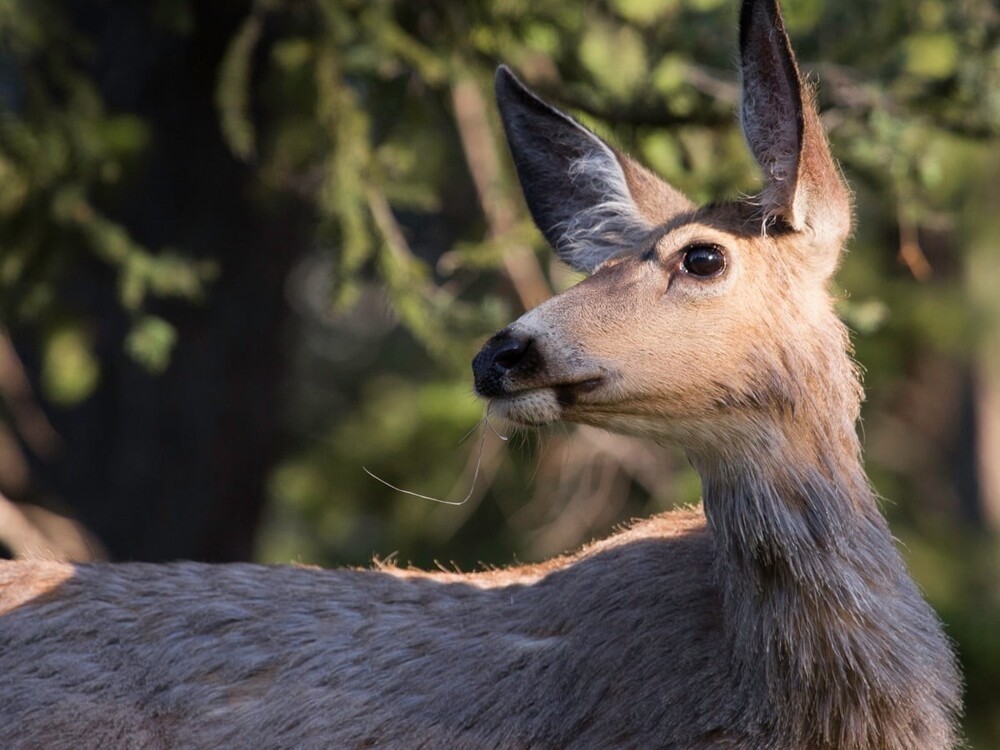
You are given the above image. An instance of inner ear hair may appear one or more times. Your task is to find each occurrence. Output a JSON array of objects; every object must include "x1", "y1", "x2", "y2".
[
  {"x1": 495, "y1": 66, "x2": 692, "y2": 274},
  {"x1": 739, "y1": 0, "x2": 852, "y2": 262}
]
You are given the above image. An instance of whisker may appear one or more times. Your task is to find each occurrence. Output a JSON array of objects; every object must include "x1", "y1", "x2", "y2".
[
  {"x1": 363, "y1": 405, "x2": 507, "y2": 506},
  {"x1": 484, "y1": 402, "x2": 510, "y2": 442},
  {"x1": 458, "y1": 417, "x2": 487, "y2": 445}
]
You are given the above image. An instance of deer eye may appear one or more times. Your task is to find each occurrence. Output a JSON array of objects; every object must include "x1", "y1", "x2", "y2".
[{"x1": 681, "y1": 244, "x2": 726, "y2": 277}]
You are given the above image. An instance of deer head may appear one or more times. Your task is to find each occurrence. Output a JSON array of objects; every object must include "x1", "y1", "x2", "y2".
[{"x1": 474, "y1": 0, "x2": 856, "y2": 462}]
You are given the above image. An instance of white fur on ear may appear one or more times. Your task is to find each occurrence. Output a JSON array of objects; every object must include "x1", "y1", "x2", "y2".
[
  {"x1": 554, "y1": 149, "x2": 652, "y2": 272},
  {"x1": 496, "y1": 66, "x2": 686, "y2": 274}
]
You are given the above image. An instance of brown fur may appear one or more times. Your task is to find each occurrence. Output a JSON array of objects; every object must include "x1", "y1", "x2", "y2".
[{"x1": 0, "y1": 1, "x2": 960, "y2": 747}]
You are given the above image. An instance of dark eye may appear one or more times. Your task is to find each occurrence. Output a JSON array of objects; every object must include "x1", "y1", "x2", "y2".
[{"x1": 681, "y1": 244, "x2": 726, "y2": 277}]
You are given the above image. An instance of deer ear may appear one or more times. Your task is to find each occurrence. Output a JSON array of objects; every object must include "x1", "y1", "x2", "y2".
[
  {"x1": 495, "y1": 66, "x2": 692, "y2": 273},
  {"x1": 740, "y1": 0, "x2": 852, "y2": 271}
]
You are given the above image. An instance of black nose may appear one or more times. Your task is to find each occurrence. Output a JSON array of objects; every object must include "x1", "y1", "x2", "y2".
[{"x1": 472, "y1": 329, "x2": 536, "y2": 397}]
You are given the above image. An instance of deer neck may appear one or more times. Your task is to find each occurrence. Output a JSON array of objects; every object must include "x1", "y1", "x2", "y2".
[
  {"x1": 697, "y1": 418, "x2": 885, "y2": 600},
  {"x1": 689, "y1": 414, "x2": 957, "y2": 747},
  {"x1": 697, "y1": 424, "x2": 892, "y2": 638}
]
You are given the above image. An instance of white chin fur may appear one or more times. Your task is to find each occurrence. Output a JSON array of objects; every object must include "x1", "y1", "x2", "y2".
[{"x1": 490, "y1": 389, "x2": 562, "y2": 426}]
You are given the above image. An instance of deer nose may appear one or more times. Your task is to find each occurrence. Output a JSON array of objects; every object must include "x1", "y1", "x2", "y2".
[{"x1": 472, "y1": 330, "x2": 536, "y2": 397}]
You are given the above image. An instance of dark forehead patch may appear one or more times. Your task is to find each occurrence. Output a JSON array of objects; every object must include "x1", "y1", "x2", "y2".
[
  {"x1": 644, "y1": 203, "x2": 757, "y2": 244},
  {"x1": 695, "y1": 201, "x2": 796, "y2": 237},
  {"x1": 641, "y1": 200, "x2": 796, "y2": 260}
]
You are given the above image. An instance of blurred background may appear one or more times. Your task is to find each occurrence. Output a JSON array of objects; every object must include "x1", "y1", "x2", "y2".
[{"x1": 0, "y1": 0, "x2": 997, "y2": 743}]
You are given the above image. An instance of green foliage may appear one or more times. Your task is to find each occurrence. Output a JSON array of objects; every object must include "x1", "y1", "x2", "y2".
[
  {"x1": 210, "y1": 0, "x2": 997, "y2": 379},
  {"x1": 40, "y1": 321, "x2": 100, "y2": 405},
  {"x1": 579, "y1": 22, "x2": 648, "y2": 97},
  {"x1": 124, "y1": 316, "x2": 178, "y2": 374},
  {"x1": 0, "y1": 0, "x2": 214, "y2": 387}
]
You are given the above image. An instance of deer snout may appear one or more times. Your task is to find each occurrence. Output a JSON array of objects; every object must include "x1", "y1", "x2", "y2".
[{"x1": 473, "y1": 329, "x2": 538, "y2": 397}]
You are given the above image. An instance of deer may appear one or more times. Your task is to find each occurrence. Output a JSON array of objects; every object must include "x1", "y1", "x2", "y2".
[{"x1": 0, "y1": 1, "x2": 961, "y2": 747}]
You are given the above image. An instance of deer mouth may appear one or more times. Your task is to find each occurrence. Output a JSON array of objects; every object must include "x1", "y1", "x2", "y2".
[
  {"x1": 553, "y1": 377, "x2": 604, "y2": 406},
  {"x1": 488, "y1": 377, "x2": 605, "y2": 426},
  {"x1": 472, "y1": 328, "x2": 608, "y2": 425}
]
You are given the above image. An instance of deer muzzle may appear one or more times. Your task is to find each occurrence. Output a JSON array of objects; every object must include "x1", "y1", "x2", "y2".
[
  {"x1": 472, "y1": 327, "x2": 608, "y2": 426},
  {"x1": 472, "y1": 329, "x2": 539, "y2": 398}
]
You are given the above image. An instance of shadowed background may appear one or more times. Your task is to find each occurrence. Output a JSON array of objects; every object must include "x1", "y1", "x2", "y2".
[{"x1": 0, "y1": 0, "x2": 997, "y2": 744}]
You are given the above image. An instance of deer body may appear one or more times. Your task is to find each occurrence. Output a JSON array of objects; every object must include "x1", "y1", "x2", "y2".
[
  {"x1": 0, "y1": 1, "x2": 960, "y2": 747},
  {"x1": 3, "y1": 514, "x2": 724, "y2": 749},
  {"x1": 0, "y1": 472, "x2": 957, "y2": 749}
]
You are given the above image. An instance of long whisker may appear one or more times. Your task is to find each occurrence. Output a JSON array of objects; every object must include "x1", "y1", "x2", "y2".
[
  {"x1": 484, "y1": 402, "x2": 510, "y2": 442},
  {"x1": 363, "y1": 405, "x2": 508, "y2": 506},
  {"x1": 458, "y1": 416, "x2": 487, "y2": 445}
]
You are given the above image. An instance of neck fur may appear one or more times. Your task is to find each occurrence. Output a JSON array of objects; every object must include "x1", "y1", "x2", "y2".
[{"x1": 690, "y1": 415, "x2": 960, "y2": 749}]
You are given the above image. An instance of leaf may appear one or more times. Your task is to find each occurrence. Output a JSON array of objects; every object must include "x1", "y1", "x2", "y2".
[
  {"x1": 781, "y1": 0, "x2": 824, "y2": 32},
  {"x1": 838, "y1": 298, "x2": 890, "y2": 335},
  {"x1": 578, "y1": 23, "x2": 647, "y2": 97},
  {"x1": 651, "y1": 55, "x2": 688, "y2": 95},
  {"x1": 609, "y1": 0, "x2": 679, "y2": 25},
  {"x1": 903, "y1": 33, "x2": 959, "y2": 80},
  {"x1": 125, "y1": 315, "x2": 178, "y2": 373},
  {"x1": 42, "y1": 323, "x2": 100, "y2": 405},
  {"x1": 217, "y1": 12, "x2": 262, "y2": 161},
  {"x1": 272, "y1": 38, "x2": 313, "y2": 70}
]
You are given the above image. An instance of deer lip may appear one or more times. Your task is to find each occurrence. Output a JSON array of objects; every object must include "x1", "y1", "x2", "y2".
[
  {"x1": 554, "y1": 377, "x2": 604, "y2": 407},
  {"x1": 485, "y1": 377, "x2": 606, "y2": 427},
  {"x1": 493, "y1": 376, "x2": 605, "y2": 404}
]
